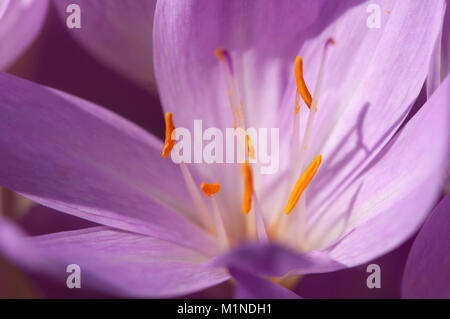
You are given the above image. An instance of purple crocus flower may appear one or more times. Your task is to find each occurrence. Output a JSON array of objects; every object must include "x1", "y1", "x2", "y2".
[
  {"x1": 0, "y1": 0, "x2": 449, "y2": 298},
  {"x1": 402, "y1": 194, "x2": 450, "y2": 298},
  {"x1": 0, "y1": 0, "x2": 49, "y2": 70}
]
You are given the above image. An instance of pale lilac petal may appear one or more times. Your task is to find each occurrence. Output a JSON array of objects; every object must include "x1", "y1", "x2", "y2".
[
  {"x1": 0, "y1": 0, "x2": 49, "y2": 69},
  {"x1": 0, "y1": 72, "x2": 217, "y2": 254},
  {"x1": 154, "y1": 0, "x2": 322, "y2": 132},
  {"x1": 306, "y1": 76, "x2": 450, "y2": 266},
  {"x1": 402, "y1": 195, "x2": 450, "y2": 298},
  {"x1": 288, "y1": 0, "x2": 444, "y2": 174},
  {"x1": 230, "y1": 267, "x2": 300, "y2": 299},
  {"x1": 302, "y1": 0, "x2": 446, "y2": 218},
  {"x1": 0, "y1": 220, "x2": 229, "y2": 297},
  {"x1": 212, "y1": 77, "x2": 450, "y2": 276},
  {"x1": 52, "y1": 0, "x2": 156, "y2": 89}
]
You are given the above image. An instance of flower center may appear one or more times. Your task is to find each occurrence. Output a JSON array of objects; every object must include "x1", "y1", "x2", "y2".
[{"x1": 160, "y1": 39, "x2": 335, "y2": 252}]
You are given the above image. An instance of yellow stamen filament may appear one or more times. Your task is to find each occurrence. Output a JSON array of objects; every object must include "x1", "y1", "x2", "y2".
[
  {"x1": 216, "y1": 48, "x2": 255, "y2": 162},
  {"x1": 161, "y1": 112, "x2": 176, "y2": 158},
  {"x1": 294, "y1": 56, "x2": 312, "y2": 109},
  {"x1": 200, "y1": 182, "x2": 221, "y2": 196},
  {"x1": 285, "y1": 155, "x2": 322, "y2": 215},
  {"x1": 242, "y1": 162, "x2": 253, "y2": 214},
  {"x1": 216, "y1": 48, "x2": 246, "y2": 130},
  {"x1": 253, "y1": 194, "x2": 268, "y2": 243}
]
